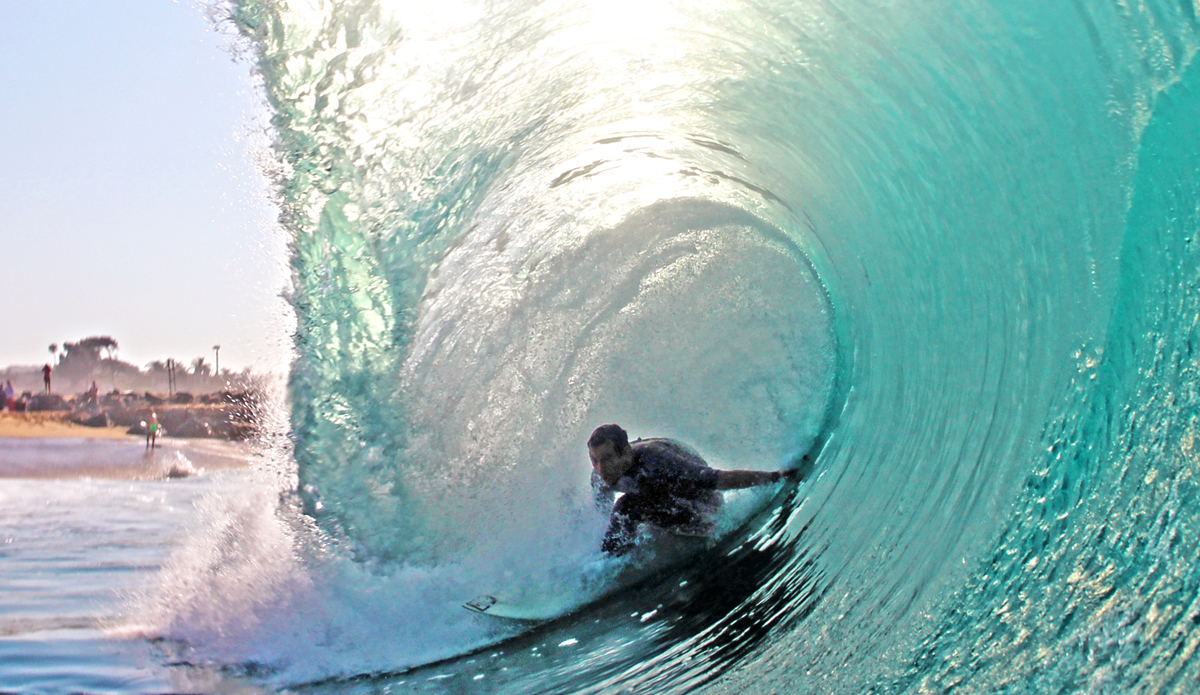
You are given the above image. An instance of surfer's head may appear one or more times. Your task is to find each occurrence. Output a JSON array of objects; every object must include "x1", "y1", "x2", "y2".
[
  {"x1": 588, "y1": 424, "x2": 634, "y2": 485},
  {"x1": 588, "y1": 424, "x2": 628, "y2": 451}
]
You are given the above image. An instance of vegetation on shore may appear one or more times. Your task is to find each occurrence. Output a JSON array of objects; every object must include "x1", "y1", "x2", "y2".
[
  {"x1": 2, "y1": 335, "x2": 268, "y2": 440},
  {"x1": 2, "y1": 335, "x2": 261, "y2": 396}
]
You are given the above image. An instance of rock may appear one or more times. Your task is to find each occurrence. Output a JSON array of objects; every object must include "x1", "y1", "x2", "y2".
[
  {"x1": 107, "y1": 408, "x2": 145, "y2": 428},
  {"x1": 27, "y1": 394, "x2": 69, "y2": 411},
  {"x1": 61, "y1": 390, "x2": 262, "y2": 441},
  {"x1": 84, "y1": 413, "x2": 110, "y2": 428},
  {"x1": 67, "y1": 412, "x2": 111, "y2": 428}
]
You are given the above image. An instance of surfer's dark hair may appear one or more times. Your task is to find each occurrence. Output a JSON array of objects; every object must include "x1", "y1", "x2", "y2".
[{"x1": 588, "y1": 424, "x2": 629, "y2": 451}]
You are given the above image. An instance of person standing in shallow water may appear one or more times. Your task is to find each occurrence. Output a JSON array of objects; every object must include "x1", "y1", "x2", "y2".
[
  {"x1": 145, "y1": 412, "x2": 159, "y2": 449},
  {"x1": 588, "y1": 424, "x2": 801, "y2": 556}
]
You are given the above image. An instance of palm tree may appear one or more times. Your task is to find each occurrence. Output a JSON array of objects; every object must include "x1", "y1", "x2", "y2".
[{"x1": 191, "y1": 357, "x2": 212, "y2": 377}]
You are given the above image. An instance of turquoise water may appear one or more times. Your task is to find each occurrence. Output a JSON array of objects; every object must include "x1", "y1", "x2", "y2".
[
  {"x1": 221, "y1": 0, "x2": 1200, "y2": 690},
  {"x1": 13, "y1": 0, "x2": 1195, "y2": 692}
]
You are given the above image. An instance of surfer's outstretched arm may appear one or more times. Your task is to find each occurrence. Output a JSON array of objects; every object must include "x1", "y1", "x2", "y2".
[{"x1": 714, "y1": 468, "x2": 799, "y2": 490}]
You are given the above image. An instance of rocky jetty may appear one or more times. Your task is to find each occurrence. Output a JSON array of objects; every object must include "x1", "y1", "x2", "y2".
[{"x1": 17, "y1": 390, "x2": 260, "y2": 441}]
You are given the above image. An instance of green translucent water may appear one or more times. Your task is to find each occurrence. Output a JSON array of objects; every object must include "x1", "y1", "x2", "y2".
[{"x1": 224, "y1": 0, "x2": 1200, "y2": 690}]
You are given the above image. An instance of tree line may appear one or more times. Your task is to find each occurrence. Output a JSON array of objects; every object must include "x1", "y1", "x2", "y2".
[{"x1": 2, "y1": 335, "x2": 261, "y2": 396}]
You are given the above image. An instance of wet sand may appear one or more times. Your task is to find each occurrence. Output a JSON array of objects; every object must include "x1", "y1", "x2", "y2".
[{"x1": 0, "y1": 412, "x2": 135, "y2": 440}]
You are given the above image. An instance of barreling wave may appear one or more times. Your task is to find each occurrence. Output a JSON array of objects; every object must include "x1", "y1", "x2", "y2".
[{"x1": 197, "y1": 0, "x2": 1200, "y2": 690}]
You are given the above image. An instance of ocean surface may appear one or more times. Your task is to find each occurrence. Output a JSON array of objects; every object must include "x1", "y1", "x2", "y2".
[
  {"x1": 9, "y1": 0, "x2": 1200, "y2": 691},
  {"x1": 0, "y1": 438, "x2": 274, "y2": 693}
]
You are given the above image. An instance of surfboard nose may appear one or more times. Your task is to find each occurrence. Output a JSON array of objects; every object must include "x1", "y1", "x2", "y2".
[{"x1": 463, "y1": 595, "x2": 498, "y2": 614}]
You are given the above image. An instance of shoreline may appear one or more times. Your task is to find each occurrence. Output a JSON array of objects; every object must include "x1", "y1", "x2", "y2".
[
  {"x1": 2, "y1": 389, "x2": 259, "y2": 441},
  {"x1": 0, "y1": 430, "x2": 255, "y2": 479},
  {"x1": 0, "y1": 412, "x2": 137, "y2": 440}
]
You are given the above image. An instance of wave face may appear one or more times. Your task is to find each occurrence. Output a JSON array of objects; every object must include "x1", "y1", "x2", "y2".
[{"x1": 228, "y1": 0, "x2": 1200, "y2": 690}]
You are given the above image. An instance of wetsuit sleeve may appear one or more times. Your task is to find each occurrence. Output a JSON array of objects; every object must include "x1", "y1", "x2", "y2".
[
  {"x1": 661, "y1": 456, "x2": 719, "y2": 495},
  {"x1": 643, "y1": 440, "x2": 719, "y2": 487},
  {"x1": 601, "y1": 495, "x2": 641, "y2": 556},
  {"x1": 687, "y1": 464, "x2": 720, "y2": 490}
]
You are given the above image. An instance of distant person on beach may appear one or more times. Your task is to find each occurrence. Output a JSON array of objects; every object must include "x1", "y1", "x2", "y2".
[
  {"x1": 0, "y1": 381, "x2": 11, "y2": 411},
  {"x1": 42, "y1": 364, "x2": 52, "y2": 394},
  {"x1": 587, "y1": 424, "x2": 800, "y2": 556},
  {"x1": 145, "y1": 411, "x2": 160, "y2": 449},
  {"x1": 84, "y1": 381, "x2": 98, "y2": 404}
]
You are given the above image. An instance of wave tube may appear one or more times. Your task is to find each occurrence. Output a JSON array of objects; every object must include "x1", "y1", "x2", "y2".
[{"x1": 182, "y1": 0, "x2": 1200, "y2": 690}]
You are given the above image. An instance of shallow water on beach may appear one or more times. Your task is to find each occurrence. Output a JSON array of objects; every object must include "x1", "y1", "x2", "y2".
[{"x1": 0, "y1": 438, "x2": 263, "y2": 694}]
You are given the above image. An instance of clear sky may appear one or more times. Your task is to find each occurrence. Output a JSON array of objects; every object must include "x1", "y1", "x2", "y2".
[{"x1": 0, "y1": 0, "x2": 288, "y2": 374}]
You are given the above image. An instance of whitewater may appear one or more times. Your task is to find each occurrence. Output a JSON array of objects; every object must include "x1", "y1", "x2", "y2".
[{"x1": 3, "y1": 0, "x2": 1200, "y2": 692}]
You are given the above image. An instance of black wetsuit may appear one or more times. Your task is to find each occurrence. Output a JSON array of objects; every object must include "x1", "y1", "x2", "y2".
[{"x1": 592, "y1": 438, "x2": 722, "y2": 555}]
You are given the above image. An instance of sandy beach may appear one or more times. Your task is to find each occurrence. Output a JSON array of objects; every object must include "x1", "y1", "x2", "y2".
[{"x1": 0, "y1": 412, "x2": 136, "y2": 440}]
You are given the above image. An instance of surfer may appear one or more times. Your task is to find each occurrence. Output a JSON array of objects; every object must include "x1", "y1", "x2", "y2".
[{"x1": 588, "y1": 424, "x2": 800, "y2": 556}]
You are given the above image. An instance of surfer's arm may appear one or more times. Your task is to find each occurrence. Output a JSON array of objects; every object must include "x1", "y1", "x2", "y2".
[
  {"x1": 714, "y1": 468, "x2": 795, "y2": 490},
  {"x1": 591, "y1": 471, "x2": 616, "y2": 511}
]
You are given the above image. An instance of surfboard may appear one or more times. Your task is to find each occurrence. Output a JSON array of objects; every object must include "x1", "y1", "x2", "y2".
[
  {"x1": 462, "y1": 532, "x2": 711, "y2": 622},
  {"x1": 463, "y1": 591, "x2": 590, "y2": 622}
]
